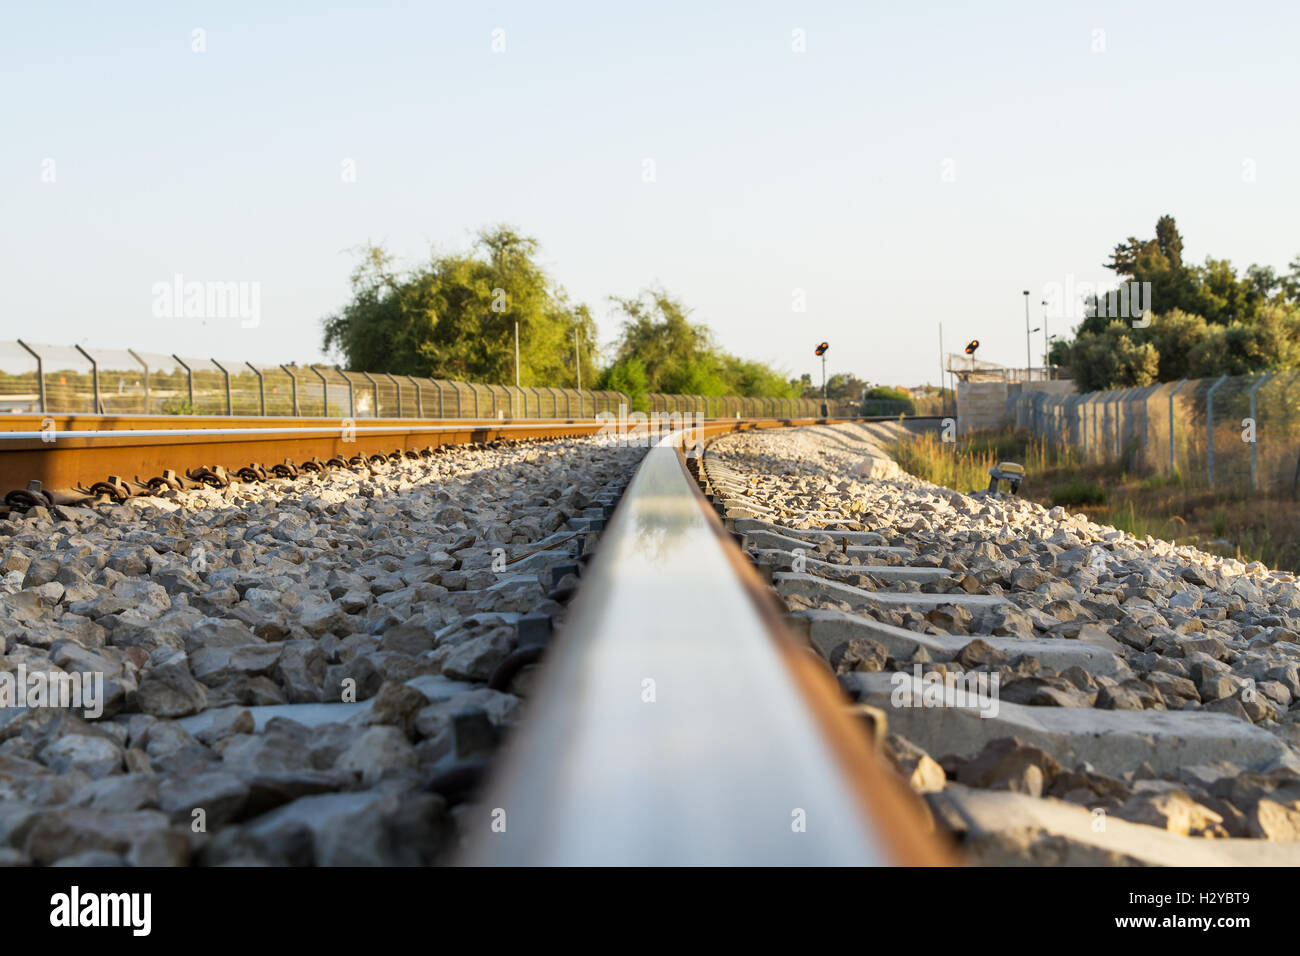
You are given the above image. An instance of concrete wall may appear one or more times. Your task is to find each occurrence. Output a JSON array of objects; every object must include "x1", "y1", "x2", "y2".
[
  {"x1": 956, "y1": 382, "x2": 1010, "y2": 434},
  {"x1": 957, "y1": 380, "x2": 1075, "y2": 435}
]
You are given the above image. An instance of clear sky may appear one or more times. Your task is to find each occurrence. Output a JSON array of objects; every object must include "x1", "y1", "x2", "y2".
[{"x1": 3, "y1": 0, "x2": 1296, "y2": 388}]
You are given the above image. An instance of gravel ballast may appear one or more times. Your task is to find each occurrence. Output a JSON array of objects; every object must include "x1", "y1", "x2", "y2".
[
  {"x1": 707, "y1": 422, "x2": 1300, "y2": 862},
  {"x1": 0, "y1": 435, "x2": 642, "y2": 865}
]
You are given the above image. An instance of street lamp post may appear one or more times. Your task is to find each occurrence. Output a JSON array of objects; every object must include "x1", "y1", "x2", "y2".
[
  {"x1": 1041, "y1": 299, "x2": 1050, "y2": 377},
  {"x1": 1022, "y1": 290, "x2": 1032, "y2": 381},
  {"x1": 573, "y1": 326, "x2": 581, "y2": 391}
]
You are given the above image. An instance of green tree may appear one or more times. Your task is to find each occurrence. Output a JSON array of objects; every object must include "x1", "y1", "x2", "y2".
[
  {"x1": 1281, "y1": 256, "x2": 1300, "y2": 301},
  {"x1": 1061, "y1": 321, "x2": 1160, "y2": 390},
  {"x1": 1060, "y1": 217, "x2": 1300, "y2": 385},
  {"x1": 1187, "y1": 304, "x2": 1300, "y2": 377},
  {"x1": 597, "y1": 358, "x2": 650, "y2": 412},
  {"x1": 603, "y1": 288, "x2": 799, "y2": 398},
  {"x1": 863, "y1": 386, "x2": 915, "y2": 415},
  {"x1": 321, "y1": 227, "x2": 598, "y2": 386},
  {"x1": 1137, "y1": 309, "x2": 1210, "y2": 381},
  {"x1": 802, "y1": 372, "x2": 870, "y2": 402},
  {"x1": 1154, "y1": 213, "x2": 1184, "y2": 268}
]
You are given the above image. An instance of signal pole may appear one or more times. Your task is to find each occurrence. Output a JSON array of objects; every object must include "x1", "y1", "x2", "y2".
[{"x1": 814, "y1": 342, "x2": 830, "y2": 416}]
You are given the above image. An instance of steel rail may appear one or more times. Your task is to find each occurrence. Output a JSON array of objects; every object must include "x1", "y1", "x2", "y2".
[
  {"x1": 462, "y1": 423, "x2": 950, "y2": 866},
  {"x1": 0, "y1": 415, "x2": 617, "y2": 495},
  {"x1": 0, "y1": 413, "x2": 855, "y2": 505},
  {"x1": 0, "y1": 424, "x2": 614, "y2": 441}
]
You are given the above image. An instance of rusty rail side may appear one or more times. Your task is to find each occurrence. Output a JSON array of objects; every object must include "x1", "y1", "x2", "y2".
[{"x1": 0, "y1": 414, "x2": 852, "y2": 499}]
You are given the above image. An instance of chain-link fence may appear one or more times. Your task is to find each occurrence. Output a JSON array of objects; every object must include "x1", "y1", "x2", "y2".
[
  {"x1": 0, "y1": 341, "x2": 862, "y2": 420},
  {"x1": 1008, "y1": 371, "x2": 1300, "y2": 493}
]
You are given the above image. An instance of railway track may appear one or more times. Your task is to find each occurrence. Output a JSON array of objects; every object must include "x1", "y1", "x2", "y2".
[
  {"x1": 1, "y1": 412, "x2": 957, "y2": 866},
  {"x1": 7, "y1": 413, "x2": 1299, "y2": 866},
  {"x1": 0, "y1": 414, "x2": 612, "y2": 513}
]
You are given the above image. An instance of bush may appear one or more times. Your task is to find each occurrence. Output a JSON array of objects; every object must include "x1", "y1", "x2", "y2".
[
  {"x1": 1051, "y1": 480, "x2": 1108, "y2": 507},
  {"x1": 862, "y1": 386, "x2": 915, "y2": 416},
  {"x1": 162, "y1": 398, "x2": 196, "y2": 415},
  {"x1": 597, "y1": 358, "x2": 649, "y2": 413}
]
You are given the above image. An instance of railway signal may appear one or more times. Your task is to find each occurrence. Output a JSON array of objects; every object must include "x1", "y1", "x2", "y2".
[
  {"x1": 814, "y1": 343, "x2": 829, "y2": 416},
  {"x1": 964, "y1": 339, "x2": 979, "y2": 356}
]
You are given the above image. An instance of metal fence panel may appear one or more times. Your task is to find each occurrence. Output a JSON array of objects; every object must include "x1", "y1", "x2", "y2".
[
  {"x1": 1011, "y1": 370, "x2": 1300, "y2": 494},
  {"x1": 2, "y1": 341, "x2": 889, "y2": 423},
  {"x1": 0, "y1": 342, "x2": 40, "y2": 412}
]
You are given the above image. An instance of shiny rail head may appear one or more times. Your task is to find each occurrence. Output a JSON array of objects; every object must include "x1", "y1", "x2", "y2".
[{"x1": 461, "y1": 429, "x2": 949, "y2": 866}]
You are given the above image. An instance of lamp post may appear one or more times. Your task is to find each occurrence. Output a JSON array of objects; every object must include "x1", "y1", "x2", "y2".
[
  {"x1": 1041, "y1": 299, "x2": 1051, "y2": 376},
  {"x1": 1022, "y1": 290, "x2": 1032, "y2": 381},
  {"x1": 938, "y1": 323, "x2": 945, "y2": 418},
  {"x1": 573, "y1": 326, "x2": 581, "y2": 391}
]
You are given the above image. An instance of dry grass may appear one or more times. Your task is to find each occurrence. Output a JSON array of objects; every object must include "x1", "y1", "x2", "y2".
[{"x1": 890, "y1": 428, "x2": 1300, "y2": 571}]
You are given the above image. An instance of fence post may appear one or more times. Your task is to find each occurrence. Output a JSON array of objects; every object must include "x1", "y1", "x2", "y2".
[
  {"x1": 1141, "y1": 387, "x2": 1151, "y2": 469},
  {"x1": 1101, "y1": 392, "x2": 1110, "y2": 458},
  {"x1": 1119, "y1": 389, "x2": 1129, "y2": 463},
  {"x1": 385, "y1": 373, "x2": 403, "y2": 417},
  {"x1": 280, "y1": 365, "x2": 299, "y2": 416},
  {"x1": 1126, "y1": 389, "x2": 1138, "y2": 463},
  {"x1": 341, "y1": 372, "x2": 355, "y2": 418},
  {"x1": 127, "y1": 348, "x2": 149, "y2": 414},
  {"x1": 1114, "y1": 390, "x2": 1124, "y2": 458},
  {"x1": 74, "y1": 345, "x2": 100, "y2": 414},
  {"x1": 1168, "y1": 379, "x2": 1187, "y2": 473},
  {"x1": 16, "y1": 339, "x2": 46, "y2": 413},
  {"x1": 210, "y1": 358, "x2": 232, "y2": 415},
  {"x1": 310, "y1": 366, "x2": 330, "y2": 417},
  {"x1": 1207, "y1": 374, "x2": 1228, "y2": 486},
  {"x1": 1248, "y1": 372, "x2": 1272, "y2": 490},
  {"x1": 1094, "y1": 393, "x2": 1103, "y2": 460},
  {"x1": 361, "y1": 371, "x2": 379, "y2": 417},
  {"x1": 407, "y1": 375, "x2": 422, "y2": 417},
  {"x1": 246, "y1": 362, "x2": 265, "y2": 416},
  {"x1": 1091, "y1": 396, "x2": 1098, "y2": 461},
  {"x1": 173, "y1": 355, "x2": 194, "y2": 412},
  {"x1": 1111, "y1": 390, "x2": 1121, "y2": 458},
  {"x1": 1132, "y1": 388, "x2": 1146, "y2": 470}
]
